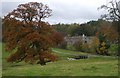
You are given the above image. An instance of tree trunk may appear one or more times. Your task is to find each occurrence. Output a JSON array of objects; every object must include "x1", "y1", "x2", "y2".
[
  {"x1": 40, "y1": 57, "x2": 46, "y2": 65},
  {"x1": 38, "y1": 55, "x2": 46, "y2": 65}
]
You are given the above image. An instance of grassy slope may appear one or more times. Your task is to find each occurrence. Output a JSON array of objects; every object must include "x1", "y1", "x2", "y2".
[
  {"x1": 2, "y1": 45, "x2": 118, "y2": 76},
  {"x1": 0, "y1": 43, "x2": 2, "y2": 77}
]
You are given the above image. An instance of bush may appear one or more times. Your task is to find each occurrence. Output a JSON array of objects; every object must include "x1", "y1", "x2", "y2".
[
  {"x1": 58, "y1": 41, "x2": 67, "y2": 49},
  {"x1": 88, "y1": 37, "x2": 99, "y2": 54},
  {"x1": 66, "y1": 44, "x2": 75, "y2": 50},
  {"x1": 73, "y1": 41, "x2": 83, "y2": 51},
  {"x1": 109, "y1": 44, "x2": 118, "y2": 56}
]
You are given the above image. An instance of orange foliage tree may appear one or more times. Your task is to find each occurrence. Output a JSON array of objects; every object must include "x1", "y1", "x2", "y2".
[
  {"x1": 99, "y1": 22, "x2": 118, "y2": 43},
  {"x1": 2, "y1": 2, "x2": 63, "y2": 65}
]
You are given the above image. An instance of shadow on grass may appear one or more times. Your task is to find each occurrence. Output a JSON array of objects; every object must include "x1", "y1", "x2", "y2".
[
  {"x1": 82, "y1": 66, "x2": 100, "y2": 71},
  {"x1": 10, "y1": 64, "x2": 23, "y2": 67}
]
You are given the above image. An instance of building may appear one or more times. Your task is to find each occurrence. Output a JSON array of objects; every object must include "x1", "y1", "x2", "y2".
[{"x1": 64, "y1": 34, "x2": 94, "y2": 45}]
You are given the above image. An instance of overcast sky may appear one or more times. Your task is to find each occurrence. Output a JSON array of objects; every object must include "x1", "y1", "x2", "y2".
[{"x1": 1, "y1": 0, "x2": 109, "y2": 24}]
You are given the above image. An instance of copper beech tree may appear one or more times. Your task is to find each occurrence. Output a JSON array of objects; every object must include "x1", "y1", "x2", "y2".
[{"x1": 3, "y1": 2, "x2": 63, "y2": 65}]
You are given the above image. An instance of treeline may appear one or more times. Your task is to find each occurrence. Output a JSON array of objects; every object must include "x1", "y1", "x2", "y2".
[
  {"x1": 0, "y1": 17, "x2": 2, "y2": 42},
  {"x1": 53, "y1": 19, "x2": 118, "y2": 43}
]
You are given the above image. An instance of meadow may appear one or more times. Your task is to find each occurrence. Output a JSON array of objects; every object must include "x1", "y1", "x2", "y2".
[{"x1": 2, "y1": 43, "x2": 118, "y2": 76}]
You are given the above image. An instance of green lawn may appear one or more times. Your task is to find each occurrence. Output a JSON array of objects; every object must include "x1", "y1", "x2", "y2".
[
  {"x1": 2, "y1": 44, "x2": 118, "y2": 76},
  {"x1": 0, "y1": 43, "x2": 2, "y2": 77}
]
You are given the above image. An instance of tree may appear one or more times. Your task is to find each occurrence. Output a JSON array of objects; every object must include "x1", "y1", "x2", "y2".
[
  {"x1": 67, "y1": 24, "x2": 79, "y2": 36},
  {"x1": 95, "y1": 20, "x2": 118, "y2": 55},
  {"x1": 99, "y1": 0, "x2": 120, "y2": 21},
  {"x1": 96, "y1": 32, "x2": 110, "y2": 55},
  {"x1": 3, "y1": 2, "x2": 63, "y2": 65},
  {"x1": 73, "y1": 39, "x2": 83, "y2": 51},
  {"x1": 0, "y1": 17, "x2": 2, "y2": 42},
  {"x1": 4, "y1": 2, "x2": 52, "y2": 23},
  {"x1": 53, "y1": 23, "x2": 69, "y2": 36},
  {"x1": 99, "y1": 22, "x2": 118, "y2": 42},
  {"x1": 98, "y1": 0, "x2": 120, "y2": 50}
]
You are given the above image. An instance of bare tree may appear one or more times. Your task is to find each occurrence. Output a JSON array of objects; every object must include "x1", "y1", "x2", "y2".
[{"x1": 99, "y1": 0, "x2": 120, "y2": 21}]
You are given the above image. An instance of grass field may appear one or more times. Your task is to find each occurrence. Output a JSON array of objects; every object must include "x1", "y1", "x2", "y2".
[
  {"x1": 2, "y1": 43, "x2": 118, "y2": 76},
  {"x1": 0, "y1": 43, "x2": 2, "y2": 77}
]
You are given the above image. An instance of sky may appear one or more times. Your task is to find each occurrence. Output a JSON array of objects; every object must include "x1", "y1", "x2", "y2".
[{"x1": 0, "y1": 0, "x2": 109, "y2": 24}]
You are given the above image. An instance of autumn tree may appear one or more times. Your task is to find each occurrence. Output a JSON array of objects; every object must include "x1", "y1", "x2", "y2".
[
  {"x1": 95, "y1": 21, "x2": 118, "y2": 55},
  {"x1": 4, "y1": 2, "x2": 52, "y2": 23},
  {"x1": 3, "y1": 2, "x2": 63, "y2": 65},
  {"x1": 99, "y1": 23, "x2": 118, "y2": 42}
]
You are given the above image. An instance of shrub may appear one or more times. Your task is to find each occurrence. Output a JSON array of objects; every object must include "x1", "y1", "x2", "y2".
[
  {"x1": 89, "y1": 37, "x2": 99, "y2": 54},
  {"x1": 109, "y1": 44, "x2": 118, "y2": 56},
  {"x1": 66, "y1": 44, "x2": 75, "y2": 51},
  {"x1": 73, "y1": 39, "x2": 84, "y2": 52},
  {"x1": 58, "y1": 41, "x2": 67, "y2": 49}
]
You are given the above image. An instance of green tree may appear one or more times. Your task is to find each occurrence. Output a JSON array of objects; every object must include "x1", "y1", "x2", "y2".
[{"x1": 97, "y1": 32, "x2": 110, "y2": 55}]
